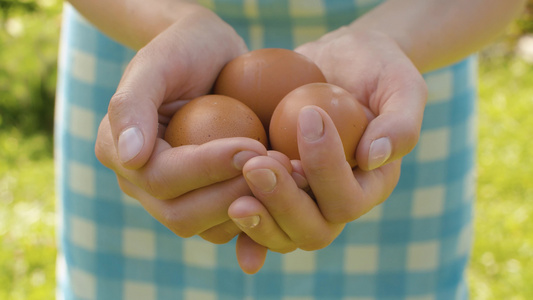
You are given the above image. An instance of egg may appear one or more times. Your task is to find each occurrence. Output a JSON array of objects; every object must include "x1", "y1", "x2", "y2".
[
  {"x1": 164, "y1": 95, "x2": 268, "y2": 147},
  {"x1": 213, "y1": 48, "x2": 326, "y2": 131},
  {"x1": 269, "y1": 83, "x2": 368, "y2": 168}
]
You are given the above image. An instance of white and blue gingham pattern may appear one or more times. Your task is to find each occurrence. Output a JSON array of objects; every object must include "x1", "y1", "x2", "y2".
[{"x1": 55, "y1": 1, "x2": 476, "y2": 299}]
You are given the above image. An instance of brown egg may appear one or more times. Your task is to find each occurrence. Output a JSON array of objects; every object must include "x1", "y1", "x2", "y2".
[
  {"x1": 269, "y1": 83, "x2": 368, "y2": 168},
  {"x1": 213, "y1": 48, "x2": 326, "y2": 131},
  {"x1": 164, "y1": 95, "x2": 268, "y2": 147}
]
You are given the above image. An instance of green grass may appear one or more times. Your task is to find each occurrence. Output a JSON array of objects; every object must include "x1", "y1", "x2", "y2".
[
  {"x1": 468, "y1": 56, "x2": 533, "y2": 299},
  {"x1": 0, "y1": 129, "x2": 55, "y2": 300}
]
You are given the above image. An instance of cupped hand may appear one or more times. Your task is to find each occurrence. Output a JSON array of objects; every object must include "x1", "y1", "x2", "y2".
[
  {"x1": 230, "y1": 29, "x2": 428, "y2": 274},
  {"x1": 106, "y1": 7, "x2": 247, "y2": 169},
  {"x1": 97, "y1": 115, "x2": 267, "y2": 241},
  {"x1": 229, "y1": 107, "x2": 401, "y2": 274},
  {"x1": 95, "y1": 6, "x2": 262, "y2": 243},
  {"x1": 296, "y1": 28, "x2": 428, "y2": 172}
]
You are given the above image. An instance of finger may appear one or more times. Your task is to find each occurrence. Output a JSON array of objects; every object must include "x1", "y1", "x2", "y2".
[
  {"x1": 107, "y1": 50, "x2": 169, "y2": 169},
  {"x1": 266, "y1": 150, "x2": 292, "y2": 173},
  {"x1": 290, "y1": 160, "x2": 310, "y2": 190},
  {"x1": 117, "y1": 174, "x2": 252, "y2": 238},
  {"x1": 235, "y1": 233, "x2": 268, "y2": 275},
  {"x1": 353, "y1": 159, "x2": 402, "y2": 209},
  {"x1": 241, "y1": 156, "x2": 343, "y2": 250},
  {"x1": 296, "y1": 106, "x2": 384, "y2": 223},
  {"x1": 97, "y1": 114, "x2": 267, "y2": 200},
  {"x1": 199, "y1": 220, "x2": 242, "y2": 244},
  {"x1": 356, "y1": 65, "x2": 428, "y2": 171},
  {"x1": 106, "y1": 16, "x2": 248, "y2": 170},
  {"x1": 298, "y1": 105, "x2": 403, "y2": 222},
  {"x1": 228, "y1": 196, "x2": 295, "y2": 253},
  {"x1": 268, "y1": 151, "x2": 309, "y2": 189}
]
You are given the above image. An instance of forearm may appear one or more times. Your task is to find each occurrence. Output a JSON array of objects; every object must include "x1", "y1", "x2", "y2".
[
  {"x1": 67, "y1": 0, "x2": 206, "y2": 50},
  {"x1": 351, "y1": 0, "x2": 527, "y2": 72}
]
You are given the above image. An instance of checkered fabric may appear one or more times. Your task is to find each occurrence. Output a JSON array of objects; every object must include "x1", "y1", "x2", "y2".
[{"x1": 55, "y1": 1, "x2": 476, "y2": 299}]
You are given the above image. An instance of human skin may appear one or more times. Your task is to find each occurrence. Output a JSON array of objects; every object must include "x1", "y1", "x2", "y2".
[{"x1": 72, "y1": 0, "x2": 527, "y2": 273}]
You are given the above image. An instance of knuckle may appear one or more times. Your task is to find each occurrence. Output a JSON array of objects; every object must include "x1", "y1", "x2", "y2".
[
  {"x1": 299, "y1": 241, "x2": 326, "y2": 252},
  {"x1": 115, "y1": 177, "x2": 137, "y2": 200},
  {"x1": 94, "y1": 139, "x2": 110, "y2": 168},
  {"x1": 417, "y1": 75, "x2": 429, "y2": 102},
  {"x1": 272, "y1": 244, "x2": 297, "y2": 254},
  {"x1": 143, "y1": 179, "x2": 170, "y2": 200},
  {"x1": 297, "y1": 231, "x2": 335, "y2": 251},
  {"x1": 200, "y1": 230, "x2": 237, "y2": 245},
  {"x1": 404, "y1": 121, "x2": 422, "y2": 153},
  {"x1": 200, "y1": 162, "x2": 225, "y2": 183},
  {"x1": 194, "y1": 146, "x2": 230, "y2": 183},
  {"x1": 143, "y1": 166, "x2": 175, "y2": 200},
  {"x1": 161, "y1": 208, "x2": 196, "y2": 238},
  {"x1": 323, "y1": 205, "x2": 362, "y2": 224},
  {"x1": 94, "y1": 117, "x2": 116, "y2": 169},
  {"x1": 108, "y1": 90, "x2": 133, "y2": 118}
]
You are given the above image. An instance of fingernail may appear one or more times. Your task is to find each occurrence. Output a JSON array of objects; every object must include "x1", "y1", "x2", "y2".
[
  {"x1": 245, "y1": 169, "x2": 277, "y2": 192},
  {"x1": 233, "y1": 215, "x2": 260, "y2": 229},
  {"x1": 233, "y1": 151, "x2": 261, "y2": 170},
  {"x1": 118, "y1": 127, "x2": 144, "y2": 163},
  {"x1": 299, "y1": 106, "x2": 324, "y2": 142},
  {"x1": 368, "y1": 137, "x2": 392, "y2": 170}
]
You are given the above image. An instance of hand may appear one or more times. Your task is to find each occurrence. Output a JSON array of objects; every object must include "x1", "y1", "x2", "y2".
[
  {"x1": 296, "y1": 29, "x2": 428, "y2": 172},
  {"x1": 97, "y1": 117, "x2": 267, "y2": 242},
  {"x1": 228, "y1": 29, "x2": 428, "y2": 273},
  {"x1": 95, "y1": 7, "x2": 261, "y2": 243},
  {"x1": 106, "y1": 7, "x2": 247, "y2": 169}
]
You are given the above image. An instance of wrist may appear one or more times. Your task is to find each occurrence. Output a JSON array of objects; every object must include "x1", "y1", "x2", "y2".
[
  {"x1": 68, "y1": 1, "x2": 229, "y2": 50},
  {"x1": 132, "y1": 2, "x2": 221, "y2": 50},
  {"x1": 347, "y1": 0, "x2": 527, "y2": 73},
  {"x1": 156, "y1": 5, "x2": 247, "y2": 75}
]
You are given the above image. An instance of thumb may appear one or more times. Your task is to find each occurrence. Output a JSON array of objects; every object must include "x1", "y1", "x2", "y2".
[
  {"x1": 107, "y1": 55, "x2": 165, "y2": 169},
  {"x1": 106, "y1": 13, "x2": 248, "y2": 170}
]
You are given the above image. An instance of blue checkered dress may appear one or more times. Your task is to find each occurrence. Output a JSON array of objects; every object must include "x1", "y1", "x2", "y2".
[{"x1": 55, "y1": 1, "x2": 476, "y2": 299}]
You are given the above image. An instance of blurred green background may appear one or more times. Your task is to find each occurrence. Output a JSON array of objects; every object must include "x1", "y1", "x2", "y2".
[{"x1": 0, "y1": 1, "x2": 532, "y2": 299}]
